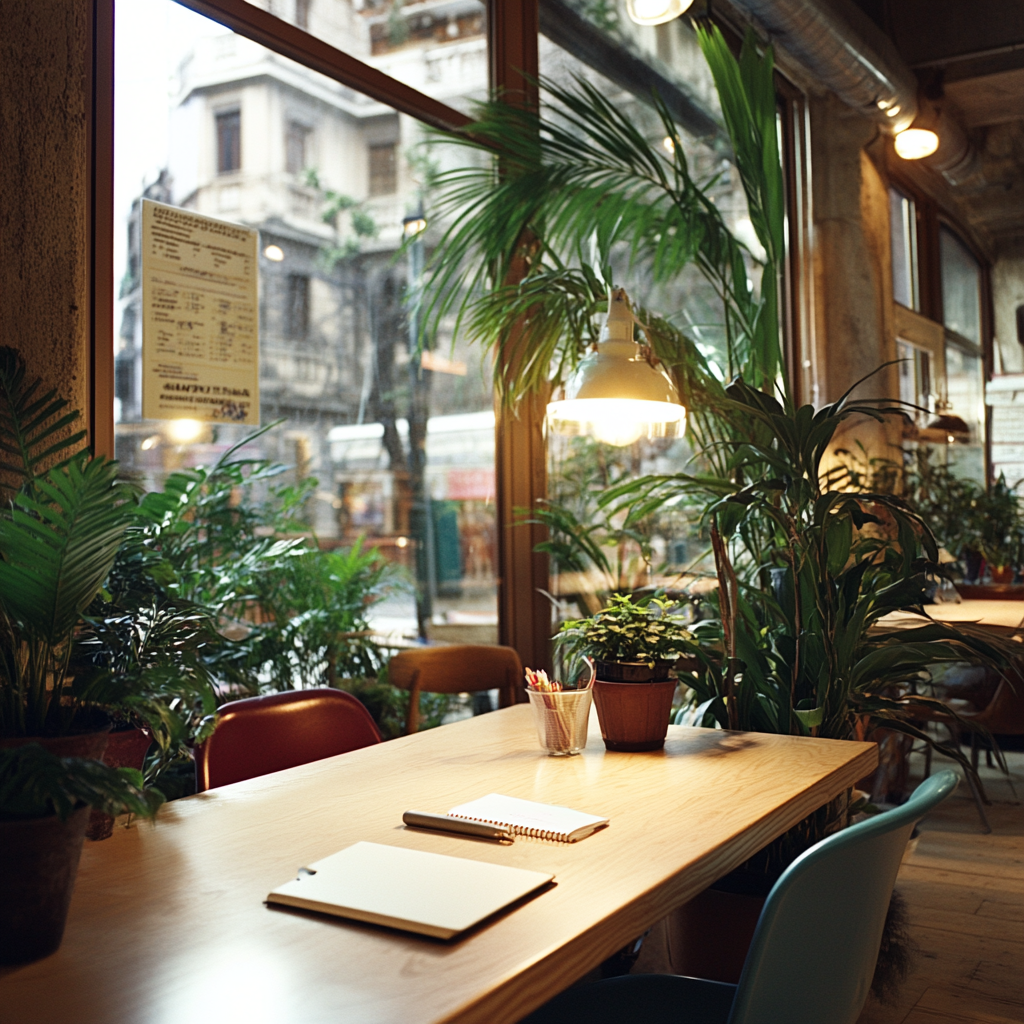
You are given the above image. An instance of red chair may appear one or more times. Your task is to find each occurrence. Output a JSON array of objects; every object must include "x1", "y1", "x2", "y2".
[{"x1": 194, "y1": 688, "x2": 382, "y2": 792}]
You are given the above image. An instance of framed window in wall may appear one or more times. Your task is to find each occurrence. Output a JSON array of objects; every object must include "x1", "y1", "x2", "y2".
[{"x1": 109, "y1": 0, "x2": 509, "y2": 657}]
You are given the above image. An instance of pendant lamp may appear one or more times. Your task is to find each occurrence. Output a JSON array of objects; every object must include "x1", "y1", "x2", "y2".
[
  {"x1": 547, "y1": 288, "x2": 686, "y2": 447},
  {"x1": 626, "y1": 0, "x2": 695, "y2": 26}
]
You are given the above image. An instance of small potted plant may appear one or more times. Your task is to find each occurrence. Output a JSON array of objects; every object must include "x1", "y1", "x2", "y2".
[
  {"x1": 976, "y1": 476, "x2": 1023, "y2": 585},
  {"x1": 556, "y1": 594, "x2": 699, "y2": 751},
  {"x1": 0, "y1": 744, "x2": 160, "y2": 964}
]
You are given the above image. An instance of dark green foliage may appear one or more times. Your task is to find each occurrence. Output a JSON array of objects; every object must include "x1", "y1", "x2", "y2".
[
  {"x1": 420, "y1": 27, "x2": 784, "y2": 406},
  {"x1": 0, "y1": 744, "x2": 163, "y2": 822},
  {"x1": 0, "y1": 347, "x2": 86, "y2": 501}
]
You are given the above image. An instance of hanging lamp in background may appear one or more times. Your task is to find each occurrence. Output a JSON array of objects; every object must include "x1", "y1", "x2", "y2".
[
  {"x1": 626, "y1": 0, "x2": 695, "y2": 26},
  {"x1": 546, "y1": 288, "x2": 686, "y2": 447},
  {"x1": 894, "y1": 93, "x2": 940, "y2": 160}
]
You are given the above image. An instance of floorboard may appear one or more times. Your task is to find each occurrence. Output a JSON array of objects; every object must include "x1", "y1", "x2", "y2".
[{"x1": 857, "y1": 748, "x2": 1024, "y2": 1024}]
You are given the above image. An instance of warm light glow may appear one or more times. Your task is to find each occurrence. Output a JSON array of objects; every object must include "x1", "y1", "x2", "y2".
[
  {"x1": 662, "y1": 136, "x2": 676, "y2": 154},
  {"x1": 140, "y1": 434, "x2": 161, "y2": 451},
  {"x1": 263, "y1": 244, "x2": 285, "y2": 261},
  {"x1": 894, "y1": 128, "x2": 939, "y2": 160},
  {"x1": 402, "y1": 217, "x2": 427, "y2": 238},
  {"x1": 395, "y1": 536, "x2": 409, "y2": 549},
  {"x1": 547, "y1": 398, "x2": 686, "y2": 448},
  {"x1": 165, "y1": 418, "x2": 204, "y2": 444},
  {"x1": 627, "y1": 0, "x2": 694, "y2": 24}
]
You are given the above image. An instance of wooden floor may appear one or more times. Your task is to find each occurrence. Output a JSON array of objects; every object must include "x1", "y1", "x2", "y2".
[{"x1": 858, "y1": 747, "x2": 1024, "y2": 1024}]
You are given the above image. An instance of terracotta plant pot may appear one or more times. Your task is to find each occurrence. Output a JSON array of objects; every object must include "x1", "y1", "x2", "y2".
[
  {"x1": 86, "y1": 727, "x2": 153, "y2": 841},
  {"x1": 989, "y1": 565, "x2": 1015, "y2": 584},
  {"x1": 0, "y1": 805, "x2": 90, "y2": 965},
  {"x1": 592, "y1": 675, "x2": 677, "y2": 752}
]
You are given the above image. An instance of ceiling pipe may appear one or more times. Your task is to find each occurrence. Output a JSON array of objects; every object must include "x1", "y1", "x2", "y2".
[{"x1": 727, "y1": 0, "x2": 918, "y2": 133}]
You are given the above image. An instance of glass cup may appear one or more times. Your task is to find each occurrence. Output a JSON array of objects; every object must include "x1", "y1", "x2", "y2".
[{"x1": 526, "y1": 688, "x2": 593, "y2": 756}]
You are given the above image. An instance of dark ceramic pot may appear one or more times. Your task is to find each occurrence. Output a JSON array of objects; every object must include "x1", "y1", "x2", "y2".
[
  {"x1": 86, "y1": 726, "x2": 153, "y2": 841},
  {"x1": 0, "y1": 805, "x2": 90, "y2": 965}
]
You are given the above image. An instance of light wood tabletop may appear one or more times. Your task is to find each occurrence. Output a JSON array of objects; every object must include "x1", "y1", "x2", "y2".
[
  {"x1": 878, "y1": 600, "x2": 1024, "y2": 634},
  {"x1": 0, "y1": 705, "x2": 877, "y2": 1024}
]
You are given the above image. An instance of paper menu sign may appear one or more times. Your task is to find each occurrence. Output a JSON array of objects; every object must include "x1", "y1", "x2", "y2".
[
  {"x1": 141, "y1": 199, "x2": 259, "y2": 425},
  {"x1": 448, "y1": 794, "x2": 609, "y2": 843}
]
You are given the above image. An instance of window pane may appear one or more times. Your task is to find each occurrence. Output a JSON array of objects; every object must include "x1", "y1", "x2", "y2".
[
  {"x1": 944, "y1": 338, "x2": 986, "y2": 482},
  {"x1": 539, "y1": 6, "x2": 759, "y2": 624},
  {"x1": 940, "y1": 226, "x2": 982, "y2": 343},
  {"x1": 114, "y1": 0, "x2": 495, "y2": 647},
  {"x1": 889, "y1": 188, "x2": 918, "y2": 311},
  {"x1": 239, "y1": 0, "x2": 488, "y2": 116}
]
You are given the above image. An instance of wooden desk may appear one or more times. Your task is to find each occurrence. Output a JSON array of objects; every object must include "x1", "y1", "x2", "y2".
[
  {"x1": 0, "y1": 707, "x2": 876, "y2": 1024},
  {"x1": 878, "y1": 600, "x2": 1024, "y2": 636}
]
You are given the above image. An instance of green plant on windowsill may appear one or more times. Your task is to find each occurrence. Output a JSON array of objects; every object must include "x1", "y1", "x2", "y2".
[{"x1": 971, "y1": 475, "x2": 1023, "y2": 580}]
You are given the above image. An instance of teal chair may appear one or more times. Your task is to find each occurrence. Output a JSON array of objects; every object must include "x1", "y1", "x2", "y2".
[{"x1": 522, "y1": 770, "x2": 957, "y2": 1024}]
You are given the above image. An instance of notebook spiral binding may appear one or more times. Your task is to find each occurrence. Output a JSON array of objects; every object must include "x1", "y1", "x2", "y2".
[{"x1": 448, "y1": 813, "x2": 573, "y2": 843}]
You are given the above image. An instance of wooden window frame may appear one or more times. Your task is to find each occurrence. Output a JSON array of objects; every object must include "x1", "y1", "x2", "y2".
[{"x1": 90, "y1": 0, "x2": 549, "y2": 668}]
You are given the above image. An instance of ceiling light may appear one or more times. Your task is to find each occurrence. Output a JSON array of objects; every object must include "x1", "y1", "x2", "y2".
[
  {"x1": 894, "y1": 128, "x2": 939, "y2": 160},
  {"x1": 626, "y1": 0, "x2": 695, "y2": 26},
  {"x1": 547, "y1": 288, "x2": 686, "y2": 448},
  {"x1": 263, "y1": 244, "x2": 285, "y2": 261}
]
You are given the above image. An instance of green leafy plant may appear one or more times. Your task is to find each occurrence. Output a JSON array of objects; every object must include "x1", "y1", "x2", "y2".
[
  {"x1": 972, "y1": 475, "x2": 1023, "y2": 571},
  {"x1": 0, "y1": 744, "x2": 162, "y2": 821},
  {"x1": 557, "y1": 593, "x2": 697, "y2": 667}
]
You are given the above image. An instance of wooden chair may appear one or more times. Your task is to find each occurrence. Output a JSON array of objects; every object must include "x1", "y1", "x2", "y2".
[
  {"x1": 194, "y1": 688, "x2": 382, "y2": 792},
  {"x1": 388, "y1": 644, "x2": 523, "y2": 734}
]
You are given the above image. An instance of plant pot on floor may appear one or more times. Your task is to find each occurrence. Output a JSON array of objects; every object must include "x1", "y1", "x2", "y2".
[
  {"x1": 592, "y1": 660, "x2": 676, "y2": 752},
  {"x1": 0, "y1": 805, "x2": 90, "y2": 965}
]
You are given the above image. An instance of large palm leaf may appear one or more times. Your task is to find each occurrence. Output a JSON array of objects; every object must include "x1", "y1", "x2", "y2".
[
  {"x1": 0, "y1": 347, "x2": 86, "y2": 499},
  {"x1": 0, "y1": 454, "x2": 131, "y2": 644}
]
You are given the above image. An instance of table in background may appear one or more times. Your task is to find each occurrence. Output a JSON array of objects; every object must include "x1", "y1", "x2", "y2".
[{"x1": 0, "y1": 706, "x2": 876, "y2": 1024}]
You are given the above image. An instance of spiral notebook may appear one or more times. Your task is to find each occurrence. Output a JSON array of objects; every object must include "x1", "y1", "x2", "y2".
[{"x1": 448, "y1": 793, "x2": 609, "y2": 843}]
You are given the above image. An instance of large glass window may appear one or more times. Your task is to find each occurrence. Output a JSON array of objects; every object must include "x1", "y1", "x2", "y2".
[
  {"x1": 889, "y1": 188, "x2": 918, "y2": 311},
  {"x1": 537, "y1": 4, "x2": 764, "y2": 623},
  {"x1": 940, "y1": 225, "x2": 982, "y2": 344},
  {"x1": 114, "y1": 0, "x2": 495, "y2": 644}
]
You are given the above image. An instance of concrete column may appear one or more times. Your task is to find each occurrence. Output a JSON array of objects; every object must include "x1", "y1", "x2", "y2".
[
  {"x1": 0, "y1": 0, "x2": 91, "y2": 418},
  {"x1": 810, "y1": 92, "x2": 901, "y2": 470}
]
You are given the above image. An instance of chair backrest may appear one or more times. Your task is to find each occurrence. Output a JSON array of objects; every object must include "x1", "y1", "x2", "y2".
[
  {"x1": 728, "y1": 770, "x2": 958, "y2": 1024},
  {"x1": 388, "y1": 644, "x2": 523, "y2": 733},
  {"x1": 974, "y1": 674, "x2": 1024, "y2": 734},
  {"x1": 194, "y1": 688, "x2": 382, "y2": 792}
]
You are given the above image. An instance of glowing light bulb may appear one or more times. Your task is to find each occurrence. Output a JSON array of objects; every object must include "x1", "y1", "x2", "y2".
[
  {"x1": 663, "y1": 136, "x2": 676, "y2": 154},
  {"x1": 894, "y1": 128, "x2": 939, "y2": 160},
  {"x1": 263, "y1": 244, "x2": 285, "y2": 261},
  {"x1": 166, "y1": 418, "x2": 204, "y2": 444},
  {"x1": 591, "y1": 418, "x2": 646, "y2": 448}
]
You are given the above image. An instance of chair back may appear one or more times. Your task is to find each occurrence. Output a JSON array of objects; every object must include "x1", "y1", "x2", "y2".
[
  {"x1": 194, "y1": 688, "x2": 381, "y2": 792},
  {"x1": 729, "y1": 770, "x2": 958, "y2": 1024},
  {"x1": 974, "y1": 675, "x2": 1024, "y2": 734},
  {"x1": 388, "y1": 644, "x2": 523, "y2": 733}
]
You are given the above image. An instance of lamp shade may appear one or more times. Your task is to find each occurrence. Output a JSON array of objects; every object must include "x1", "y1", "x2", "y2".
[
  {"x1": 547, "y1": 289, "x2": 686, "y2": 447},
  {"x1": 626, "y1": 0, "x2": 695, "y2": 26}
]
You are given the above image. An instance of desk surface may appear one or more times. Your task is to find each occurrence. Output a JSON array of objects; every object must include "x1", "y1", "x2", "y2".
[
  {"x1": 0, "y1": 706, "x2": 876, "y2": 1024},
  {"x1": 879, "y1": 599, "x2": 1024, "y2": 633}
]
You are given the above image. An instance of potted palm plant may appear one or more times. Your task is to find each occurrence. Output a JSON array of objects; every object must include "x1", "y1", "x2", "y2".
[
  {"x1": 0, "y1": 743, "x2": 159, "y2": 964},
  {"x1": 557, "y1": 594, "x2": 699, "y2": 751},
  {"x1": 0, "y1": 347, "x2": 165, "y2": 961}
]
